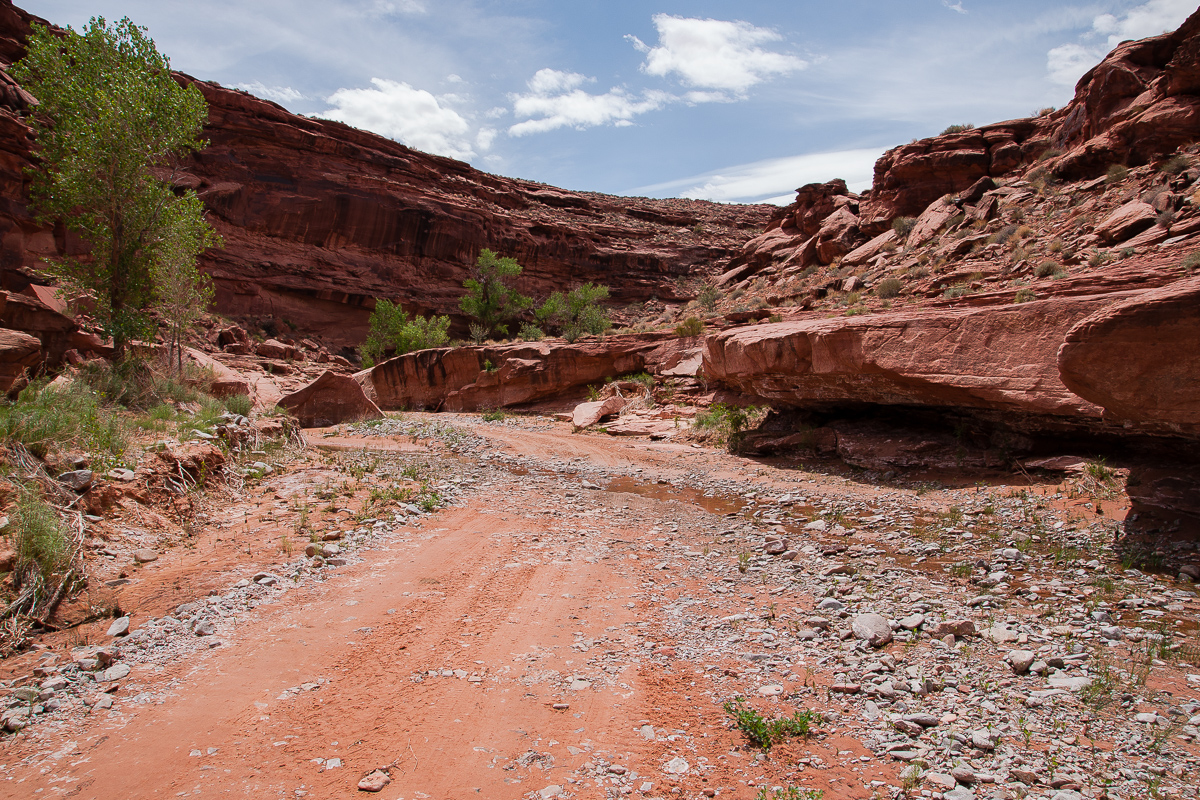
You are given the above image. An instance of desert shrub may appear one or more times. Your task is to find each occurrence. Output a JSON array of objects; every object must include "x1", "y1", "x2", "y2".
[
  {"x1": 0, "y1": 378, "x2": 128, "y2": 460},
  {"x1": 1159, "y1": 154, "x2": 1189, "y2": 175},
  {"x1": 891, "y1": 216, "x2": 917, "y2": 237},
  {"x1": 535, "y1": 283, "x2": 611, "y2": 343},
  {"x1": 360, "y1": 299, "x2": 451, "y2": 366},
  {"x1": 675, "y1": 316, "x2": 704, "y2": 337},
  {"x1": 875, "y1": 277, "x2": 903, "y2": 299},
  {"x1": 518, "y1": 322, "x2": 544, "y2": 341},
  {"x1": 989, "y1": 224, "x2": 1018, "y2": 246},
  {"x1": 941, "y1": 123, "x2": 974, "y2": 135},
  {"x1": 697, "y1": 284, "x2": 721, "y2": 311},
  {"x1": 1088, "y1": 250, "x2": 1111, "y2": 268},
  {"x1": 12, "y1": 485, "x2": 69, "y2": 580},
  {"x1": 1105, "y1": 164, "x2": 1129, "y2": 185},
  {"x1": 724, "y1": 697, "x2": 819, "y2": 751},
  {"x1": 481, "y1": 409, "x2": 505, "y2": 422},
  {"x1": 1157, "y1": 209, "x2": 1176, "y2": 226},
  {"x1": 1034, "y1": 260, "x2": 1064, "y2": 278},
  {"x1": 694, "y1": 402, "x2": 759, "y2": 452},
  {"x1": 460, "y1": 249, "x2": 532, "y2": 338},
  {"x1": 1036, "y1": 106, "x2": 1056, "y2": 117},
  {"x1": 1049, "y1": 237, "x2": 1064, "y2": 253},
  {"x1": 1013, "y1": 288, "x2": 1036, "y2": 303},
  {"x1": 1182, "y1": 251, "x2": 1200, "y2": 272}
]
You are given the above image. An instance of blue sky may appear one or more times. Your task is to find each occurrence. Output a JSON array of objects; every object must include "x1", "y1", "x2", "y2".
[{"x1": 19, "y1": 0, "x2": 1198, "y2": 203}]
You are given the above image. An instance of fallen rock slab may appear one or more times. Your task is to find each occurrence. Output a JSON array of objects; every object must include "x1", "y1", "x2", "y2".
[
  {"x1": 572, "y1": 396, "x2": 626, "y2": 429},
  {"x1": 280, "y1": 370, "x2": 384, "y2": 428}
]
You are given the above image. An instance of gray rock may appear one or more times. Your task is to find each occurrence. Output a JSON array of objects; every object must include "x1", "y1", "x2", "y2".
[
  {"x1": 851, "y1": 613, "x2": 893, "y2": 647},
  {"x1": 1051, "y1": 792, "x2": 1083, "y2": 800},
  {"x1": 944, "y1": 788, "x2": 975, "y2": 800},
  {"x1": 57, "y1": 470, "x2": 93, "y2": 492},
  {"x1": 925, "y1": 773, "x2": 956, "y2": 790},
  {"x1": 194, "y1": 620, "x2": 216, "y2": 636},
  {"x1": 817, "y1": 598, "x2": 845, "y2": 611},
  {"x1": 1100, "y1": 625, "x2": 1123, "y2": 640},
  {"x1": 898, "y1": 613, "x2": 925, "y2": 630},
  {"x1": 99, "y1": 663, "x2": 130, "y2": 682},
  {"x1": 970, "y1": 728, "x2": 999, "y2": 750},
  {"x1": 106, "y1": 468, "x2": 136, "y2": 482},
  {"x1": 1006, "y1": 649, "x2": 1036, "y2": 674},
  {"x1": 903, "y1": 713, "x2": 938, "y2": 727},
  {"x1": 320, "y1": 543, "x2": 341, "y2": 558},
  {"x1": 107, "y1": 616, "x2": 130, "y2": 637},
  {"x1": 951, "y1": 765, "x2": 977, "y2": 784},
  {"x1": 133, "y1": 549, "x2": 158, "y2": 564},
  {"x1": 1047, "y1": 675, "x2": 1092, "y2": 692},
  {"x1": 894, "y1": 718, "x2": 923, "y2": 736}
]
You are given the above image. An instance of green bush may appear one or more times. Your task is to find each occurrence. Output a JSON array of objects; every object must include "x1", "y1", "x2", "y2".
[
  {"x1": 875, "y1": 277, "x2": 903, "y2": 298},
  {"x1": 694, "y1": 402, "x2": 757, "y2": 452},
  {"x1": 360, "y1": 299, "x2": 451, "y2": 366},
  {"x1": 76, "y1": 357, "x2": 203, "y2": 409},
  {"x1": 222, "y1": 393, "x2": 253, "y2": 416},
  {"x1": 535, "y1": 283, "x2": 611, "y2": 343},
  {"x1": 675, "y1": 316, "x2": 704, "y2": 337},
  {"x1": 697, "y1": 284, "x2": 720, "y2": 311},
  {"x1": 0, "y1": 379, "x2": 128, "y2": 460},
  {"x1": 940, "y1": 123, "x2": 974, "y2": 135},
  {"x1": 13, "y1": 485, "x2": 69, "y2": 580},
  {"x1": 724, "y1": 697, "x2": 818, "y2": 752},
  {"x1": 481, "y1": 409, "x2": 505, "y2": 422},
  {"x1": 518, "y1": 322, "x2": 544, "y2": 341}
]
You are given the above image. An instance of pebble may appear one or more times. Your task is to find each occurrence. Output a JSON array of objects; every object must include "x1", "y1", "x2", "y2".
[
  {"x1": 851, "y1": 613, "x2": 893, "y2": 647},
  {"x1": 106, "y1": 616, "x2": 130, "y2": 637}
]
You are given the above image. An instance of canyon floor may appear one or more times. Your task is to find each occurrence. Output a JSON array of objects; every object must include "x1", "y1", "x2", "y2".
[{"x1": 1, "y1": 413, "x2": 1198, "y2": 800}]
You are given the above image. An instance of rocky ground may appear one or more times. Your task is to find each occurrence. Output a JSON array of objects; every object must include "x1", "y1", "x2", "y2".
[{"x1": 1, "y1": 412, "x2": 1196, "y2": 800}]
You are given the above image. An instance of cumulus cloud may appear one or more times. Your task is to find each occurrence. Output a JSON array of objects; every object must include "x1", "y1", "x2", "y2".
[
  {"x1": 1047, "y1": 0, "x2": 1194, "y2": 85},
  {"x1": 508, "y1": 68, "x2": 672, "y2": 136},
  {"x1": 634, "y1": 148, "x2": 885, "y2": 205},
  {"x1": 320, "y1": 78, "x2": 474, "y2": 160},
  {"x1": 233, "y1": 81, "x2": 304, "y2": 105},
  {"x1": 627, "y1": 14, "x2": 806, "y2": 98}
]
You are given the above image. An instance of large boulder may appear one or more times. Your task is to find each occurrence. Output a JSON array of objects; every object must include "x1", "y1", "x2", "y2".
[
  {"x1": 1093, "y1": 201, "x2": 1157, "y2": 244},
  {"x1": 279, "y1": 370, "x2": 383, "y2": 427},
  {"x1": 1058, "y1": 277, "x2": 1200, "y2": 435},
  {"x1": 0, "y1": 327, "x2": 41, "y2": 395},
  {"x1": 358, "y1": 334, "x2": 681, "y2": 412},
  {"x1": 572, "y1": 396, "x2": 627, "y2": 429},
  {"x1": 703, "y1": 293, "x2": 1139, "y2": 426}
]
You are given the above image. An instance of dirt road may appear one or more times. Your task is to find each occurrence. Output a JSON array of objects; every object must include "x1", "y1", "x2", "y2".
[{"x1": 3, "y1": 415, "x2": 1198, "y2": 800}]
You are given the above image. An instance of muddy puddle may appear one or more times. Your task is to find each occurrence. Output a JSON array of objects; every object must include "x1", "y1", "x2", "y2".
[{"x1": 601, "y1": 475, "x2": 749, "y2": 515}]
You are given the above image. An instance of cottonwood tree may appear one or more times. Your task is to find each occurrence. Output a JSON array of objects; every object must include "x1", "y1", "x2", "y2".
[
  {"x1": 13, "y1": 17, "x2": 216, "y2": 360},
  {"x1": 459, "y1": 249, "x2": 531, "y2": 339},
  {"x1": 152, "y1": 193, "x2": 220, "y2": 370}
]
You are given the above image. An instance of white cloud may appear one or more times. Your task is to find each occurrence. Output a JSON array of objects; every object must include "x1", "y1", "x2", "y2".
[
  {"x1": 627, "y1": 14, "x2": 806, "y2": 98},
  {"x1": 508, "y1": 68, "x2": 672, "y2": 136},
  {"x1": 476, "y1": 127, "x2": 498, "y2": 151},
  {"x1": 1094, "y1": 0, "x2": 1194, "y2": 46},
  {"x1": 1046, "y1": 43, "x2": 1098, "y2": 86},
  {"x1": 942, "y1": 1, "x2": 968, "y2": 14},
  {"x1": 366, "y1": 0, "x2": 426, "y2": 17},
  {"x1": 633, "y1": 147, "x2": 885, "y2": 204},
  {"x1": 320, "y1": 78, "x2": 474, "y2": 160},
  {"x1": 1046, "y1": 0, "x2": 1194, "y2": 86},
  {"x1": 233, "y1": 81, "x2": 304, "y2": 105}
]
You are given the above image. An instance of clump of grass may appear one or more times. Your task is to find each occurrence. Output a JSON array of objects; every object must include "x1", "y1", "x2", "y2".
[
  {"x1": 0, "y1": 378, "x2": 128, "y2": 461},
  {"x1": 724, "y1": 697, "x2": 819, "y2": 752},
  {"x1": 481, "y1": 409, "x2": 505, "y2": 422},
  {"x1": 875, "y1": 277, "x2": 903, "y2": 298},
  {"x1": 756, "y1": 789, "x2": 824, "y2": 800},
  {"x1": 989, "y1": 224, "x2": 1018, "y2": 246},
  {"x1": 1035, "y1": 260, "x2": 1065, "y2": 278},
  {"x1": 675, "y1": 316, "x2": 704, "y2": 337},
  {"x1": 518, "y1": 322, "x2": 544, "y2": 341},
  {"x1": 1014, "y1": 287, "x2": 1036, "y2": 303},
  {"x1": 223, "y1": 393, "x2": 252, "y2": 416},
  {"x1": 1181, "y1": 251, "x2": 1200, "y2": 272},
  {"x1": 694, "y1": 402, "x2": 758, "y2": 452},
  {"x1": 891, "y1": 217, "x2": 917, "y2": 237},
  {"x1": 12, "y1": 485, "x2": 69, "y2": 581},
  {"x1": 1159, "y1": 154, "x2": 1189, "y2": 175},
  {"x1": 1105, "y1": 164, "x2": 1129, "y2": 185},
  {"x1": 941, "y1": 123, "x2": 974, "y2": 135}
]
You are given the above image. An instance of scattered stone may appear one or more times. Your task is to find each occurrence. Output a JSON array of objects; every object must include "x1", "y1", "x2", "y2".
[
  {"x1": 106, "y1": 616, "x2": 130, "y2": 637},
  {"x1": 57, "y1": 469, "x2": 93, "y2": 492},
  {"x1": 98, "y1": 663, "x2": 130, "y2": 682},
  {"x1": 1006, "y1": 649, "x2": 1036, "y2": 674},
  {"x1": 133, "y1": 549, "x2": 158, "y2": 564},
  {"x1": 357, "y1": 770, "x2": 391, "y2": 792},
  {"x1": 663, "y1": 757, "x2": 689, "y2": 775},
  {"x1": 851, "y1": 613, "x2": 893, "y2": 647}
]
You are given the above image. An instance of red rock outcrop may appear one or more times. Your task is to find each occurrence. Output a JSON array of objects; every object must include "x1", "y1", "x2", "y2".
[
  {"x1": 358, "y1": 334, "x2": 698, "y2": 412},
  {"x1": 0, "y1": 324, "x2": 39, "y2": 393},
  {"x1": 0, "y1": 2, "x2": 772, "y2": 349},
  {"x1": 703, "y1": 293, "x2": 1151, "y2": 432},
  {"x1": 279, "y1": 369, "x2": 383, "y2": 427},
  {"x1": 1058, "y1": 276, "x2": 1200, "y2": 436}
]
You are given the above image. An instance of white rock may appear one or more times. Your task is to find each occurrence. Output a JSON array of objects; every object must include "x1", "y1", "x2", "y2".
[{"x1": 663, "y1": 757, "x2": 689, "y2": 775}]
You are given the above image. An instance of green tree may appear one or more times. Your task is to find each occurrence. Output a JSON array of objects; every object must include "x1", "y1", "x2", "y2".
[
  {"x1": 152, "y1": 193, "x2": 221, "y2": 370},
  {"x1": 535, "y1": 283, "x2": 611, "y2": 343},
  {"x1": 459, "y1": 249, "x2": 531, "y2": 338},
  {"x1": 13, "y1": 17, "x2": 214, "y2": 359},
  {"x1": 360, "y1": 299, "x2": 451, "y2": 367}
]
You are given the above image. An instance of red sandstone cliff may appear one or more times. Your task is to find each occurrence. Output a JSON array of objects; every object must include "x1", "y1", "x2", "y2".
[{"x1": 0, "y1": 1, "x2": 772, "y2": 348}]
